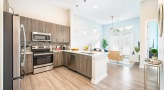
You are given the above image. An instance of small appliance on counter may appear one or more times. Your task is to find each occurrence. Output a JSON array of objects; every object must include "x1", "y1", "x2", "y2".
[
  {"x1": 62, "y1": 45, "x2": 67, "y2": 50},
  {"x1": 55, "y1": 45, "x2": 61, "y2": 50}
]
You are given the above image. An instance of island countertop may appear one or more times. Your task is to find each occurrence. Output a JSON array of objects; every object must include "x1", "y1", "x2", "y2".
[{"x1": 53, "y1": 50, "x2": 109, "y2": 58}]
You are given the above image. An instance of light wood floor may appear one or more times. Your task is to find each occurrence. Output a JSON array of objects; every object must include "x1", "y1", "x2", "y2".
[{"x1": 21, "y1": 63, "x2": 158, "y2": 90}]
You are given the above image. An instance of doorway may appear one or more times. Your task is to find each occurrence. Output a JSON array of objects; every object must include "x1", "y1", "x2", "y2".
[{"x1": 147, "y1": 20, "x2": 158, "y2": 58}]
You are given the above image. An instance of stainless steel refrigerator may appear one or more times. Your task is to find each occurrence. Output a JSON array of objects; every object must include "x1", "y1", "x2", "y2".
[{"x1": 3, "y1": 12, "x2": 26, "y2": 90}]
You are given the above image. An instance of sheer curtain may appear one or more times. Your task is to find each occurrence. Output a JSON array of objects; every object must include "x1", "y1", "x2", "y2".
[{"x1": 110, "y1": 31, "x2": 133, "y2": 56}]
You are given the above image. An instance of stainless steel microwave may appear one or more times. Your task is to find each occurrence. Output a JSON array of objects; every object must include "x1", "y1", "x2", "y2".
[{"x1": 32, "y1": 32, "x2": 51, "y2": 42}]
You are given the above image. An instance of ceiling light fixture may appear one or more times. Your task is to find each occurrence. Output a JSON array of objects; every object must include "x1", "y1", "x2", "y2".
[
  {"x1": 94, "y1": 0, "x2": 98, "y2": 9},
  {"x1": 93, "y1": 27, "x2": 97, "y2": 33},
  {"x1": 110, "y1": 16, "x2": 114, "y2": 30},
  {"x1": 84, "y1": 29, "x2": 87, "y2": 35},
  {"x1": 75, "y1": 5, "x2": 79, "y2": 36}
]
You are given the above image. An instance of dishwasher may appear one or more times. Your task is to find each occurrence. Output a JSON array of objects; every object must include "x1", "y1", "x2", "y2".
[{"x1": 68, "y1": 53, "x2": 76, "y2": 70}]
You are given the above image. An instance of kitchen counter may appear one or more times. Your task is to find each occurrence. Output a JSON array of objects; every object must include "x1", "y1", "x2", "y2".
[
  {"x1": 53, "y1": 50, "x2": 108, "y2": 84},
  {"x1": 53, "y1": 50, "x2": 109, "y2": 58},
  {"x1": 21, "y1": 52, "x2": 33, "y2": 55}
]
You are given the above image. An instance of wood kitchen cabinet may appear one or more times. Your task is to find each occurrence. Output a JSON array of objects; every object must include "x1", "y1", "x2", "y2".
[
  {"x1": 43, "y1": 22, "x2": 52, "y2": 33},
  {"x1": 20, "y1": 16, "x2": 32, "y2": 42},
  {"x1": 62, "y1": 26, "x2": 70, "y2": 43},
  {"x1": 75, "y1": 54, "x2": 80, "y2": 71},
  {"x1": 53, "y1": 52, "x2": 63, "y2": 67},
  {"x1": 21, "y1": 54, "x2": 33, "y2": 74},
  {"x1": 25, "y1": 54, "x2": 33, "y2": 74},
  {"x1": 20, "y1": 16, "x2": 70, "y2": 43},
  {"x1": 77, "y1": 55, "x2": 92, "y2": 78},
  {"x1": 55, "y1": 25, "x2": 63, "y2": 42},
  {"x1": 86, "y1": 56, "x2": 92, "y2": 78}
]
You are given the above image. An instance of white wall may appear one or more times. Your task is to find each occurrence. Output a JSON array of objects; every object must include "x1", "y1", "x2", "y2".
[
  {"x1": 8, "y1": 0, "x2": 69, "y2": 26},
  {"x1": 158, "y1": 0, "x2": 164, "y2": 89},
  {"x1": 70, "y1": 13, "x2": 103, "y2": 50},
  {"x1": 103, "y1": 17, "x2": 140, "y2": 50},
  {"x1": 0, "y1": 0, "x2": 3, "y2": 90},
  {"x1": 140, "y1": 0, "x2": 158, "y2": 67}
]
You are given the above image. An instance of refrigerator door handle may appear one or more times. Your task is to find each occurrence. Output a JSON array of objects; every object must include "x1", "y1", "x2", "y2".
[{"x1": 20, "y1": 24, "x2": 26, "y2": 67}]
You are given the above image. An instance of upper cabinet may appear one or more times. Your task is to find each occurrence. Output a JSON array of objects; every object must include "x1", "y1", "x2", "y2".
[
  {"x1": 20, "y1": 16, "x2": 70, "y2": 43},
  {"x1": 20, "y1": 16, "x2": 32, "y2": 42},
  {"x1": 63, "y1": 26, "x2": 70, "y2": 43}
]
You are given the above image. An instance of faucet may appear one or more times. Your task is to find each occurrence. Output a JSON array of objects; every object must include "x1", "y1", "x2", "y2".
[{"x1": 88, "y1": 44, "x2": 92, "y2": 52}]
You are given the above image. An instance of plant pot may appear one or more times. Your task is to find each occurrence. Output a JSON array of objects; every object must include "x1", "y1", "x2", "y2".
[
  {"x1": 104, "y1": 49, "x2": 108, "y2": 52},
  {"x1": 152, "y1": 56, "x2": 158, "y2": 60}
]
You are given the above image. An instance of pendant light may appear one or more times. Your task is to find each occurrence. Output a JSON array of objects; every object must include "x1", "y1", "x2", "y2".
[
  {"x1": 110, "y1": 16, "x2": 114, "y2": 30},
  {"x1": 94, "y1": 0, "x2": 98, "y2": 8},
  {"x1": 75, "y1": 5, "x2": 79, "y2": 35},
  {"x1": 93, "y1": 27, "x2": 96, "y2": 33},
  {"x1": 83, "y1": 0, "x2": 87, "y2": 35},
  {"x1": 93, "y1": 0, "x2": 97, "y2": 34}
]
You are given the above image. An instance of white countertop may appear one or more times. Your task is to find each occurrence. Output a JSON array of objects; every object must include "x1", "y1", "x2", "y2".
[
  {"x1": 53, "y1": 50, "x2": 109, "y2": 58},
  {"x1": 21, "y1": 52, "x2": 33, "y2": 54},
  {"x1": 21, "y1": 50, "x2": 109, "y2": 57}
]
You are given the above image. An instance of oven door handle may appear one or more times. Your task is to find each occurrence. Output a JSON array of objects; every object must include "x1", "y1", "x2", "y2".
[{"x1": 34, "y1": 53, "x2": 54, "y2": 56}]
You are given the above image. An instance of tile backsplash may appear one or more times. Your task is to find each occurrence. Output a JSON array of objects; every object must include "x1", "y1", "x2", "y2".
[{"x1": 21, "y1": 41, "x2": 70, "y2": 52}]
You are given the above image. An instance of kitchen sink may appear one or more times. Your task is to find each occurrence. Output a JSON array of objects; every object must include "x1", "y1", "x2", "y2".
[{"x1": 80, "y1": 52, "x2": 95, "y2": 55}]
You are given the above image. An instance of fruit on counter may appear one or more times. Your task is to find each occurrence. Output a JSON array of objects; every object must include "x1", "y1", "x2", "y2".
[
  {"x1": 84, "y1": 46, "x2": 88, "y2": 50},
  {"x1": 71, "y1": 48, "x2": 79, "y2": 51}
]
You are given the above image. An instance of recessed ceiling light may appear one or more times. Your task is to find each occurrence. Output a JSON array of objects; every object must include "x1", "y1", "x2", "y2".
[{"x1": 94, "y1": 5, "x2": 98, "y2": 9}]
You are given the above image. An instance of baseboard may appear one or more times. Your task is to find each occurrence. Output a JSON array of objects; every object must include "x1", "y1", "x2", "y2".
[
  {"x1": 91, "y1": 73, "x2": 107, "y2": 84},
  {"x1": 139, "y1": 65, "x2": 144, "y2": 68}
]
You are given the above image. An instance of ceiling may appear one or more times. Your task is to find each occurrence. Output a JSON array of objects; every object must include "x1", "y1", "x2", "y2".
[{"x1": 50, "y1": 0, "x2": 140, "y2": 25}]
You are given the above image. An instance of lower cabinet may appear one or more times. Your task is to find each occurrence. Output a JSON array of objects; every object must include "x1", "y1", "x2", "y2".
[
  {"x1": 24, "y1": 54, "x2": 33, "y2": 74},
  {"x1": 53, "y1": 52, "x2": 63, "y2": 67},
  {"x1": 57, "y1": 52, "x2": 92, "y2": 78},
  {"x1": 78, "y1": 55, "x2": 92, "y2": 78},
  {"x1": 64, "y1": 53, "x2": 92, "y2": 78}
]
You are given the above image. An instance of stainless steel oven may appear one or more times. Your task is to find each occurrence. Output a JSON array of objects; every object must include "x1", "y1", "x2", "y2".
[
  {"x1": 33, "y1": 53, "x2": 53, "y2": 67},
  {"x1": 32, "y1": 46, "x2": 53, "y2": 74},
  {"x1": 32, "y1": 32, "x2": 51, "y2": 42}
]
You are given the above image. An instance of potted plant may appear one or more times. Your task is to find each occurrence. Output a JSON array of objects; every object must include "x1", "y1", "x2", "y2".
[
  {"x1": 102, "y1": 39, "x2": 108, "y2": 52},
  {"x1": 150, "y1": 48, "x2": 158, "y2": 60},
  {"x1": 134, "y1": 47, "x2": 140, "y2": 54}
]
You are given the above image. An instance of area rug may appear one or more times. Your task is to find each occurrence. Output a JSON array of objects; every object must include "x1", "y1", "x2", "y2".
[{"x1": 108, "y1": 58, "x2": 135, "y2": 67}]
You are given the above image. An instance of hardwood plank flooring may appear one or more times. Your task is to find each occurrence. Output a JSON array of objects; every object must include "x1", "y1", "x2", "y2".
[{"x1": 22, "y1": 63, "x2": 158, "y2": 90}]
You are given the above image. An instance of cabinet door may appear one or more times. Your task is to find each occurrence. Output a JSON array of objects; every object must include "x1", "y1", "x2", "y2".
[
  {"x1": 53, "y1": 53, "x2": 57, "y2": 67},
  {"x1": 79, "y1": 55, "x2": 87, "y2": 75},
  {"x1": 63, "y1": 26, "x2": 70, "y2": 43},
  {"x1": 26, "y1": 55, "x2": 33, "y2": 74},
  {"x1": 38, "y1": 20, "x2": 44, "y2": 32},
  {"x1": 75, "y1": 54, "x2": 80, "y2": 71},
  {"x1": 66, "y1": 52, "x2": 71, "y2": 67},
  {"x1": 51, "y1": 24, "x2": 57, "y2": 42},
  {"x1": 59, "y1": 52, "x2": 63, "y2": 66},
  {"x1": 25, "y1": 18, "x2": 32, "y2": 42},
  {"x1": 53, "y1": 52, "x2": 63, "y2": 67},
  {"x1": 63, "y1": 52, "x2": 67, "y2": 66},
  {"x1": 31, "y1": 19, "x2": 40, "y2": 32},
  {"x1": 86, "y1": 56, "x2": 92, "y2": 78},
  {"x1": 24, "y1": 54, "x2": 33, "y2": 74},
  {"x1": 43, "y1": 22, "x2": 52, "y2": 33},
  {"x1": 56, "y1": 25, "x2": 63, "y2": 42}
]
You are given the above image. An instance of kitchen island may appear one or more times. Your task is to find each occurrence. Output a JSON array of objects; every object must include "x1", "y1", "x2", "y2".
[{"x1": 61, "y1": 50, "x2": 109, "y2": 84}]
